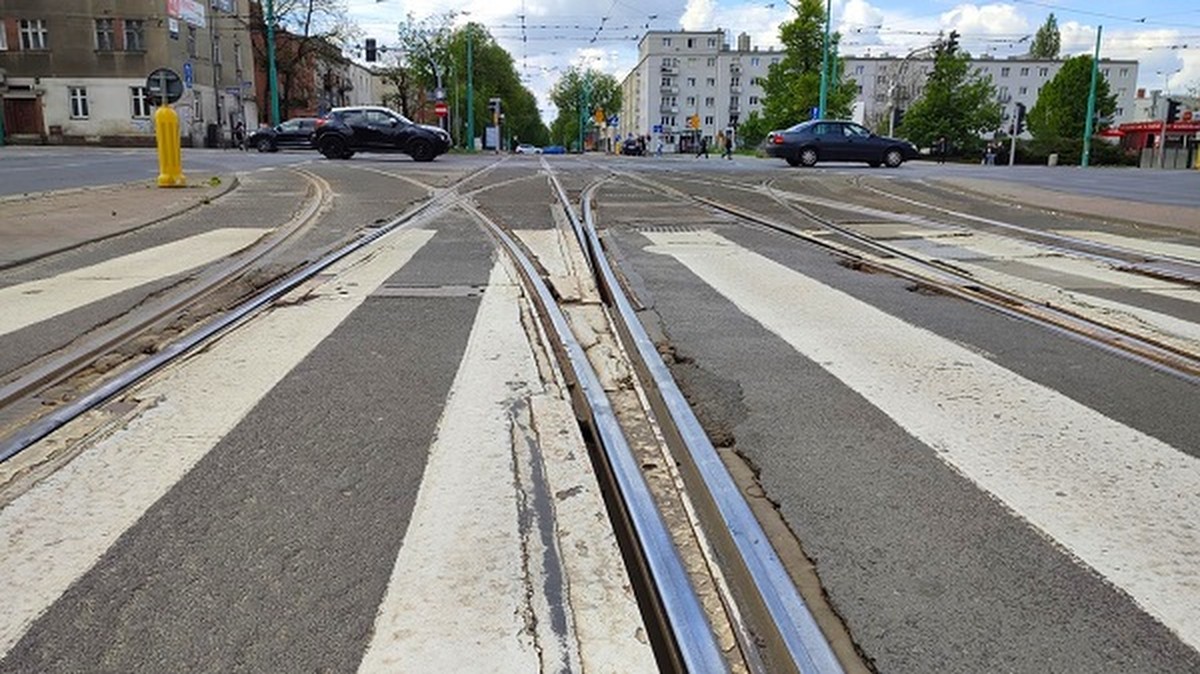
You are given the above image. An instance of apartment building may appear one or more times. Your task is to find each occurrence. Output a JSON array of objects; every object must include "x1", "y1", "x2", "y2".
[
  {"x1": 620, "y1": 30, "x2": 776, "y2": 153},
  {"x1": 619, "y1": 29, "x2": 1139, "y2": 150},
  {"x1": 0, "y1": 0, "x2": 257, "y2": 146},
  {"x1": 845, "y1": 54, "x2": 1138, "y2": 134}
]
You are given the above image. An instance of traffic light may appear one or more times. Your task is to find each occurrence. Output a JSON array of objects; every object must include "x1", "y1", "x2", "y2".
[
  {"x1": 365, "y1": 38, "x2": 377, "y2": 62},
  {"x1": 1166, "y1": 99, "x2": 1181, "y2": 124},
  {"x1": 892, "y1": 107, "x2": 905, "y2": 130},
  {"x1": 1014, "y1": 102, "x2": 1026, "y2": 135},
  {"x1": 946, "y1": 30, "x2": 960, "y2": 55},
  {"x1": 488, "y1": 98, "x2": 502, "y2": 126}
]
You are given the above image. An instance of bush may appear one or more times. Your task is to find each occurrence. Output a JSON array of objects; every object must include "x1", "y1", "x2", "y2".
[{"x1": 1016, "y1": 136, "x2": 1137, "y2": 166}]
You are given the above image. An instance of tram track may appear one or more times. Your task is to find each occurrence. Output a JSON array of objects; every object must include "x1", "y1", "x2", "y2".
[
  {"x1": 0, "y1": 159, "x2": 510, "y2": 465},
  {"x1": 610, "y1": 169, "x2": 1200, "y2": 382}
]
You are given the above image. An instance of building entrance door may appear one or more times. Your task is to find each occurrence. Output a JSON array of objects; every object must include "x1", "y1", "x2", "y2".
[{"x1": 3, "y1": 97, "x2": 43, "y2": 135}]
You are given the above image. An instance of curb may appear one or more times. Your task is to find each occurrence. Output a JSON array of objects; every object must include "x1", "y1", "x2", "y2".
[{"x1": 0, "y1": 175, "x2": 242, "y2": 272}]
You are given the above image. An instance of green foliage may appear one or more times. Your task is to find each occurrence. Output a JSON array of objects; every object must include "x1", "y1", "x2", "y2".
[
  {"x1": 1016, "y1": 136, "x2": 1136, "y2": 166},
  {"x1": 736, "y1": 111, "x2": 770, "y2": 148},
  {"x1": 385, "y1": 20, "x2": 548, "y2": 147},
  {"x1": 1027, "y1": 55, "x2": 1116, "y2": 144},
  {"x1": 548, "y1": 68, "x2": 622, "y2": 148},
  {"x1": 898, "y1": 51, "x2": 1002, "y2": 150},
  {"x1": 1030, "y1": 14, "x2": 1061, "y2": 59},
  {"x1": 758, "y1": 0, "x2": 856, "y2": 130}
]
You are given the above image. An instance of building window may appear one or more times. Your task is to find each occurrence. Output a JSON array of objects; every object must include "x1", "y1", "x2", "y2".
[
  {"x1": 729, "y1": 96, "x2": 738, "y2": 107},
  {"x1": 1000, "y1": 67, "x2": 1010, "y2": 77},
  {"x1": 686, "y1": 96, "x2": 696, "y2": 106},
  {"x1": 212, "y1": 34, "x2": 221, "y2": 63},
  {"x1": 706, "y1": 77, "x2": 715, "y2": 87},
  {"x1": 662, "y1": 37, "x2": 672, "y2": 47},
  {"x1": 1102, "y1": 68, "x2": 1109, "y2": 78},
  {"x1": 0, "y1": 20, "x2": 8, "y2": 50},
  {"x1": 731, "y1": 77, "x2": 740, "y2": 87},
  {"x1": 1020, "y1": 66, "x2": 1029, "y2": 76},
  {"x1": 131, "y1": 86, "x2": 152, "y2": 117},
  {"x1": 854, "y1": 65, "x2": 864, "y2": 75},
  {"x1": 751, "y1": 57, "x2": 760, "y2": 66},
  {"x1": 1038, "y1": 67, "x2": 1048, "y2": 77},
  {"x1": 1119, "y1": 68, "x2": 1128, "y2": 77},
  {"x1": 687, "y1": 77, "x2": 696, "y2": 86},
  {"x1": 124, "y1": 19, "x2": 144, "y2": 51},
  {"x1": 95, "y1": 18, "x2": 115, "y2": 50},
  {"x1": 1115, "y1": 107, "x2": 1123, "y2": 117},
  {"x1": 69, "y1": 87, "x2": 89, "y2": 119},
  {"x1": 704, "y1": 115, "x2": 714, "y2": 125},
  {"x1": 660, "y1": 115, "x2": 672, "y2": 126},
  {"x1": 707, "y1": 38, "x2": 716, "y2": 48},
  {"x1": 1019, "y1": 86, "x2": 1027, "y2": 94},
  {"x1": 705, "y1": 96, "x2": 714, "y2": 107},
  {"x1": 187, "y1": 26, "x2": 197, "y2": 57},
  {"x1": 771, "y1": 57, "x2": 779, "y2": 65},
  {"x1": 19, "y1": 19, "x2": 48, "y2": 50},
  {"x1": 686, "y1": 38, "x2": 694, "y2": 48},
  {"x1": 661, "y1": 76, "x2": 672, "y2": 86},
  {"x1": 706, "y1": 57, "x2": 715, "y2": 67},
  {"x1": 749, "y1": 95, "x2": 759, "y2": 105}
]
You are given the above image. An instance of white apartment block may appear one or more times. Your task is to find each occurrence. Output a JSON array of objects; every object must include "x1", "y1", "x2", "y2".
[{"x1": 619, "y1": 30, "x2": 1138, "y2": 150}]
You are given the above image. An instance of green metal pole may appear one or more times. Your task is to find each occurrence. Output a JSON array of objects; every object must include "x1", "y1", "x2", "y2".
[
  {"x1": 1081, "y1": 25, "x2": 1102, "y2": 168},
  {"x1": 266, "y1": 0, "x2": 280, "y2": 125},
  {"x1": 466, "y1": 29, "x2": 474, "y2": 152},
  {"x1": 817, "y1": 0, "x2": 831, "y2": 118}
]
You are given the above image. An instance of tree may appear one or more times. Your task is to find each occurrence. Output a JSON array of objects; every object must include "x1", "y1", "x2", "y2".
[
  {"x1": 758, "y1": 0, "x2": 857, "y2": 131},
  {"x1": 1030, "y1": 14, "x2": 1061, "y2": 59},
  {"x1": 1027, "y1": 55, "x2": 1116, "y2": 141},
  {"x1": 245, "y1": 0, "x2": 359, "y2": 121},
  {"x1": 548, "y1": 68, "x2": 621, "y2": 149},
  {"x1": 898, "y1": 51, "x2": 1002, "y2": 151}
]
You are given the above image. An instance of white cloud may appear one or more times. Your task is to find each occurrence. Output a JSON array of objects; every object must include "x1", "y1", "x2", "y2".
[
  {"x1": 939, "y1": 3, "x2": 1029, "y2": 36},
  {"x1": 681, "y1": 0, "x2": 717, "y2": 31}
]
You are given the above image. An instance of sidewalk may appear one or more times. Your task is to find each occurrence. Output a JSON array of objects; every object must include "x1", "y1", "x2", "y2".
[
  {"x1": 0, "y1": 177, "x2": 238, "y2": 269},
  {"x1": 932, "y1": 176, "x2": 1200, "y2": 236}
]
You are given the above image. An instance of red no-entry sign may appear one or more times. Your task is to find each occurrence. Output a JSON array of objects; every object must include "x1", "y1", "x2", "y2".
[{"x1": 434, "y1": 101, "x2": 448, "y2": 117}]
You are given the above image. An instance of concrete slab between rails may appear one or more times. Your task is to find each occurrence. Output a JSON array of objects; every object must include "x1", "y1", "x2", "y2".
[
  {"x1": 931, "y1": 177, "x2": 1200, "y2": 235},
  {"x1": 0, "y1": 176, "x2": 239, "y2": 270}
]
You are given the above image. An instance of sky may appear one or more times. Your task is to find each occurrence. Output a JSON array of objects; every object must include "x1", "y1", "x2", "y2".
[{"x1": 344, "y1": 0, "x2": 1200, "y2": 121}]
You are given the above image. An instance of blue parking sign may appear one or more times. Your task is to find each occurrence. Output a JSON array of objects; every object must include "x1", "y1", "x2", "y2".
[{"x1": 183, "y1": 62, "x2": 194, "y2": 89}]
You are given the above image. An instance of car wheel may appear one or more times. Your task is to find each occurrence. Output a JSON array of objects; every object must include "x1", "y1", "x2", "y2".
[
  {"x1": 785, "y1": 156, "x2": 801, "y2": 167},
  {"x1": 409, "y1": 138, "x2": 435, "y2": 162},
  {"x1": 342, "y1": 151, "x2": 355, "y2": 159},
  {"x1": 884, "y1": 148, "x2": 904, "y2": 168},
  {"x1": 799, "y1": 147, "x2": 819, "y2": 167},
  {"x1": 319, "y1": 136, "x2": 348, "y2": 160},
  {"x1": 256, "y1": 137, "x2": 273, "y2": 153}
]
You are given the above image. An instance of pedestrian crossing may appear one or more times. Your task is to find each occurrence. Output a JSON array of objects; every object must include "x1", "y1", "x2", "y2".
[{"x1": 644, "y1": 228, "x2": 1200, "y2": 652}]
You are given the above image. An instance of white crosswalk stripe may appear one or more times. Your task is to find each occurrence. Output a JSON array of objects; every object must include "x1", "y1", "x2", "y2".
[{"x1": 645, "y1": 229, "x2": 1200, "y2": 651}]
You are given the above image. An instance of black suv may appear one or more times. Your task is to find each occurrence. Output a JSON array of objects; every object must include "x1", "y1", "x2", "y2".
[{"x1": 314, "y1": 106, "x2": 452, "y2": 161}]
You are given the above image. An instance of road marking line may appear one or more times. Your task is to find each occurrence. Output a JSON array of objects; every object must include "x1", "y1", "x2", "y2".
[
  {"x1": 0, "y1": 229, "x2": 435, "y2": 658},
  {"x1": 1056, "y1": 230, "x2": 1200, "y2": 264},
  {"x1": 645, "y1": 229, "x2": 1200, "y2": 650},
  {"x1": 0, "y1": 228, "x2": 271, "y2": 337}
]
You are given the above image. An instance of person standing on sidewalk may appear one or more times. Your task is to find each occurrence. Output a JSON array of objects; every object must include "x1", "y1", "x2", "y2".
[
  {"x1": 696, "y1": 135, "x2": 709, "y2": 159},
  {"x1": 936, "y1": 136, "x2": 948, "y2": 164},
  {"x1": 721, "y1": 132, "x2": 734, "y2": 160}
]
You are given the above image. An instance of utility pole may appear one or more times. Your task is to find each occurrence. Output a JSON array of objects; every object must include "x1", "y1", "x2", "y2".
[
  {"x1": 1081, "y1": 25, "x2": 1101, "y2": 167},
  {"x1": 266, "y1": 0, "x2": 280, "y2": 125},
  {"x1": 817, "y1": 0, "x2": 831, "y2": 118},
  {"x1": 466, "y1": 28, "x2": 474, "y2": 151}
]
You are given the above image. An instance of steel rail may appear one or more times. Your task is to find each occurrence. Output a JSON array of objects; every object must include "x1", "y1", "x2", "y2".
[
  {"x1": 461, "y1": 200, "x2": 728, "y2": 674},
  {"x1": 561, "y1": 171, "x2": 844, "y2": 673},
  {"x1": 851, "y1": 179, "x2": 1200, "y2": 285},
  {"x1": 0, "y1": 168, "x2": 332, "y2": 411},
  {"x1": 0, "y1": 159, "x2": 507, "y2": 464}
]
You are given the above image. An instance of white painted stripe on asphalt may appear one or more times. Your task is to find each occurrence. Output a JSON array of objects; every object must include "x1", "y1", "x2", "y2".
[
  {"x1": 0, "y1": 228, "x2": 271, "y2": 337},
  {"x1": 0, "y1": 229, "x2": 435, "y2": 658},
  {"x1": 1057, "y1": 230, "x2": 1200, "y2": 264},
  {"x1": 357, "y1": 262, "x2": 545, "y2": 672},
  {"x1": 645, "y1": 229, "x2": 1200, "y2": 650}
]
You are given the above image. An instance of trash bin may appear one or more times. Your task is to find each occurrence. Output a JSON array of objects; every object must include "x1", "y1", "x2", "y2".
[
  {"x1": 205, "y1": 122, "x2": 219, "y2": 148},
  {"x1": 1047, "y1": 153, "x2": 1059, "y2": 166}
]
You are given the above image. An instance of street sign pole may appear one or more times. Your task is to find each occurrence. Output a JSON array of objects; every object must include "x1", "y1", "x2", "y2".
[
  {"x1": 266, "y1": 0, "x2": 280, "y2": 125},
  {"x1": 466, "y1": 28, "x2": 474, "y2": 151}
]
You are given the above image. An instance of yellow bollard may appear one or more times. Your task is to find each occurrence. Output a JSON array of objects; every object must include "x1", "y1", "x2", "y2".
[{"x1": 154, "y1": 104, "x2": 186, "y2": 187}]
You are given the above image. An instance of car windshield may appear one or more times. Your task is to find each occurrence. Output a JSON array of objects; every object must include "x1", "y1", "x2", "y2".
[{"x1": 786, "y1": 121, "x2": 816, "y2": 132}]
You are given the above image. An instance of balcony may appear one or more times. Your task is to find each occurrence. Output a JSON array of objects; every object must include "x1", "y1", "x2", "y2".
[
  {"x1": 729, "y1": 104, "x2": 741, "y2": 113},
  {"x1": 660, "y1": 104, "x2": 680, "y2": 114},
  {"x1": 730, "y1": 64, "x2": 743, "y2": 74},
  {"x1": 660, "y1": 64, "x2": 679, "y2": 75},
  {"x1": 730, "y1": 85, "x2": 743, "y2": 94},
  {"x1": 660, "y1": 85, "x2": 679, "y2": 94}
]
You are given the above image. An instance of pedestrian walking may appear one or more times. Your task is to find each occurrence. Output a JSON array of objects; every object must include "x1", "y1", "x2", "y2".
[
  {"x1": 696, "y1": 136, "x2": 709, "y2": 159},
  {"x1": 656, "y1": 139, "x2": 663, "y2": 157},
  {"x1": 936, "y1": 136, "x2": 948, "y2": 164},
  {"x1": 722, "y1": 132, "x2": 734, "y2": 160},
  {"x1": 985, "y1": 142, "x2": 997, "y2": 166}
]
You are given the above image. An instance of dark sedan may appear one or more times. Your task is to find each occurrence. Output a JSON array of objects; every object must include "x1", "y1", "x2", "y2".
[
  {"x1": 765, "y1": 120, "x2": 919, "y2": 168},
  {"x1": 247, "y1": 118, "x2": 318, "y2": 152}
]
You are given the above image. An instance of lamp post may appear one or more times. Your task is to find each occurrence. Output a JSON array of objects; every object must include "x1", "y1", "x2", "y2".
[
  {"x1": 1081, "y1": 25, "x2": 1102, "y2": 167},
  {"x1": 817, "y1": 0, "x2": 831, "y2": 118},
  {"x1": 265, "y1": 0, "x2": 280, "y2": 125}
]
